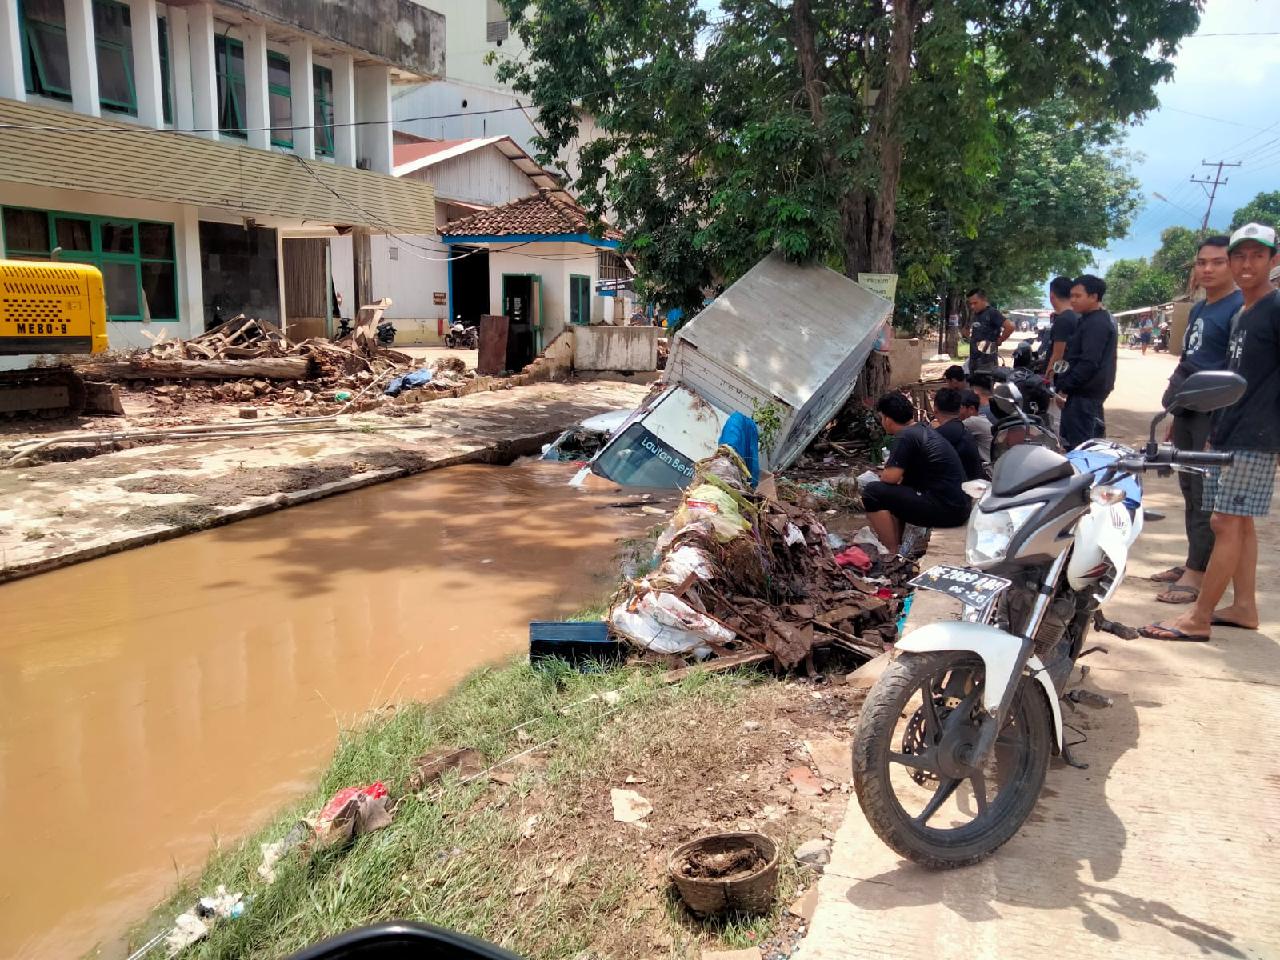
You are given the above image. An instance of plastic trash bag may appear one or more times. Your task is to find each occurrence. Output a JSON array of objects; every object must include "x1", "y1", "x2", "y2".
[{"x1": 609, "y1": 590, "x2": 735, "y2": 657}]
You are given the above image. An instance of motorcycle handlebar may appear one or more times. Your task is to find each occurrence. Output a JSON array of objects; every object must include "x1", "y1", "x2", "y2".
[{"x1": 1115, "y1": 449, "x2": 1235, "y2": 472}]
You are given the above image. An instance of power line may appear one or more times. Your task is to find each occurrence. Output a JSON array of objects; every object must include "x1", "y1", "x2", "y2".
[
  {"x1": 1159, "y1": 106, "x2": 1268, "y2": 129},
  {"x1": 1183, "y1": 31, "x2": 1280, "y2": 37}
]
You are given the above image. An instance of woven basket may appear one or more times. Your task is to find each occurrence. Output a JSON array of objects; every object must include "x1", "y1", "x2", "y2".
[{"x1": 668, "y1": 832, "x2": 780, "y2": 916}]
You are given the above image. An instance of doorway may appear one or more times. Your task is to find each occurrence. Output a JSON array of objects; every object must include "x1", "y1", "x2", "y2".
[
  {"x1": 281, "y1": 237, "x2": 330, "y2": 340},
  {"x1": 502, "y1": 273, "x2": 541, "y2": 371},
  {"x1": 449, "y1": 246, "x2": 490, "y2": 328}
]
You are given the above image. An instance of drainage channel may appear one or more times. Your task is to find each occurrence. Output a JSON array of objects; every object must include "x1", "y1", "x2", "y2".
[{"x1": 0, "y1": 459, "x2": 663, "y2": 959}]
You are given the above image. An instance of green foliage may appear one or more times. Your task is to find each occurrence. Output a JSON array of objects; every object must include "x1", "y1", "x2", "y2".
[
  {"x1": 751, "y1": 399, "x2": 784, "y2": 455},
  {"x1": 1103, "y1": 225, "x2": 1201, "y2": 312},
  {"x1": 1229, "y1": 190, "x2": 1280, "y2": 232},
  {"x1": 497, "y1": 0, "x2": 1201, "y2": 311}
]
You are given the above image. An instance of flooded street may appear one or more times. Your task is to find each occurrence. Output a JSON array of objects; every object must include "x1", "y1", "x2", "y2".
[{"x1": 0, "y1": 462, "x2": 659, "y2": 959}]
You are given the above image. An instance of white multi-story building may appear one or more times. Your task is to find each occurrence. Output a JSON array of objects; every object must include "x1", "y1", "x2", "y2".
[{"x1": 0, "y1": 0, "x2": 444, "y2": 348}]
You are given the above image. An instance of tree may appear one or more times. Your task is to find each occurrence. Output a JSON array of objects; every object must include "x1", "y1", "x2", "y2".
[
  {"x1": 498, "y1": 0, "x2": 1201, "y2": 310},
  {"x1": 1230, "y1": 190, "x2": 1280, "y2": 231},
  {"x1": 1102, "y1": 225, "x2": 1199, "y2": 311},
  {"x1": 894, "y1": 99, "x2": 1140, "y2": 320}
]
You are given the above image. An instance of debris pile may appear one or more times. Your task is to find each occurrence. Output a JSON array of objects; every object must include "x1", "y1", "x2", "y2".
[{"x1": 608, "y1": 448, "x2": 914, "y2": 669}]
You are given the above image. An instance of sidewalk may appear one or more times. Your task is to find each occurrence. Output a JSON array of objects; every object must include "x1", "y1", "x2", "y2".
[
  {"x1": 796, "y1": 351, "x2": 1280, "y2": 959},
  {"x1": 0, "y1": 379, "x2": 646, "y2": 583}
]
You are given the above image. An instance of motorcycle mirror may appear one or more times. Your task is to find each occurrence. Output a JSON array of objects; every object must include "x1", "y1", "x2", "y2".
[{"x1": 1168, "y1": 370, "x2": 1247, "y2": 416}]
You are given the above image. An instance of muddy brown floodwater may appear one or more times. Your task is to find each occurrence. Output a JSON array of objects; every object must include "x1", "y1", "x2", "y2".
[{"x1": 0, "y1": 461, "x2": 664, "y2": 960}]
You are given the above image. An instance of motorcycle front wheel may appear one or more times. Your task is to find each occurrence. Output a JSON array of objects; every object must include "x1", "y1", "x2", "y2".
[{"x1": 852, "y1": 651, "x2": 1052, "y2": 869}]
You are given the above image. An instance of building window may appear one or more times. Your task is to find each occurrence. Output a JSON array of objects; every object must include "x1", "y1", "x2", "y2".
[
  {"x1": 313, "y1": 64, "x2": 335, "y2": 157},
  {"x1": 158, "y1": 16, "x2": 173, "y2": 124},
  {"x1": 93, "y1": 0, "x2": 136, "y2": 115},
  {"x1": 21, "y1": 0, "x2": 73, "y2": 101},
  {"x1": 215, "y1": 34, "x2": 247, "y2": 137},
  {"x1": 485, "y1": 0, "x2": 509, "y2": 43},
  {"x1": 2, "y1": 207, "x2": 179, "y2": 322},
  {"x1": 267, "y1": 51, "x2": 292, "y2": 147}
]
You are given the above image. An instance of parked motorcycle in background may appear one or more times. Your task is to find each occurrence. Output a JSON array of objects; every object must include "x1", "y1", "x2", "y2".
[
  {"x1": 445, "y1": 318, "x2": 480, "y2": 349},
  {"x1": 850, "y1": 370, "x2": 1245, "y2": 868},
  {"x1": 376, "y1": 318, "x2": 397, "y2": 346}
]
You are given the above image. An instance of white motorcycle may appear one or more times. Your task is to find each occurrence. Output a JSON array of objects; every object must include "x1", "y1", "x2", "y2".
[{"x1": 851, "y1": 370, "x2": 1245, "y2": 868}]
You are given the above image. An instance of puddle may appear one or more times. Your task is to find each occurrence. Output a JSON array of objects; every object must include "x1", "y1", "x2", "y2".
[{"x1": 0, "y1": 461, "x2": 663, "y2": 959}]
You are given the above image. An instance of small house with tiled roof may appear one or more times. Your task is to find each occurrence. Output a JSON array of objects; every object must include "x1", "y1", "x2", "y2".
[
  {"x1": 330, "y1": 134, "x2": 633, "y2": 360},
  {"x1": 439, "y1": 191, "x2": 630, "y2": 368}
]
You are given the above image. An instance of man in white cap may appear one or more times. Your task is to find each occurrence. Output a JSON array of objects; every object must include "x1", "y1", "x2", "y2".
[{"x1": 1143, "y1": 222, "x2": 1280, "y2": 641}]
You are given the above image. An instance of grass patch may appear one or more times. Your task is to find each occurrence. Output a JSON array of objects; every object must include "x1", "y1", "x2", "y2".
[{"x1": 129, "y1": 658, "x2": 859, "y2": 960}]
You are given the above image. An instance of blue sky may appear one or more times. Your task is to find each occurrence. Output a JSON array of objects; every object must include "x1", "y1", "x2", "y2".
[{"x1": 1095, "y1": 0, "x2": 1280, "y2": 270}]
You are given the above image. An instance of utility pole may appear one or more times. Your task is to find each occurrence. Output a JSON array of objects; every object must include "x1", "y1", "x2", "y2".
[{"x1": 1191, "y1": 160, "x2": 1242, "y2": 232}]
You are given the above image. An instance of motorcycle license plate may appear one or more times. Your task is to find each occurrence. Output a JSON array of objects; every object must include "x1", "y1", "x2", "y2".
[{"x1": 910, "y1": 565, "x2": 1011, "y2": 610}]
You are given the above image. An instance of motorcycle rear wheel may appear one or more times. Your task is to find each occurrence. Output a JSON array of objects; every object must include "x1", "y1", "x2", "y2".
[{"x1": 852, "y1": 651, "x2": 1052, "y2": 869}]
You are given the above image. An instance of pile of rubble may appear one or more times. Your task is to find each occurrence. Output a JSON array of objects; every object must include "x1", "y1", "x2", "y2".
[{"x1": 608, "y1": 448, "x2": 915, "y2": 670}]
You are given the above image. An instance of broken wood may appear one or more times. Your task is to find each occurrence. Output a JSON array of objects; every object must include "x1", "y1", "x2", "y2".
[
  {"x1": 81, "y1": 380, "x2": 125, "y2": 416},
  {"x1": 79, "y1": 357, "x2": 312, "y2": 381},
  {"x1": 662, "y1": 650, "x2": 773, "y2": 685}
]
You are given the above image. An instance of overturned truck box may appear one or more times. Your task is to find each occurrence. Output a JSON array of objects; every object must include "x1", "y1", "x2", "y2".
[{"x1": 591, "y1": 253, "x2": 891, "y2": 487}]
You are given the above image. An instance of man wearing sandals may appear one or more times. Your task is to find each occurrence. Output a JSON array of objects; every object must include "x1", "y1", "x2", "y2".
[
  {"x1": 1150, "y1": 236, "x2": 1243, "y2": 606},
  {"x1": 1143, "y1": 223, "x2": 1280, "y2": 641}
]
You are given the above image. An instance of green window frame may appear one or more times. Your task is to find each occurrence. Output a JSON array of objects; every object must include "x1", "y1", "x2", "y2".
[
  {"x1": 92, "y1": 0, "x2": 137, "y2": 115},
  {"x1": 20, "y1": 0, "x2": 73, "y2": 101},
  {"x1": 158, "y1": 16, "x2": 173, "y2": 124},
  {"x1": 1, "y1": 206, "x2": 180, "y2": 323},
  {"x1": 266, "y1": 50, "x2": 293, "y2": 148},
  {"x1": 313, "y1": 64, "x2": 335, "y2": 158},
  {"x1": 215, "y1": 34, "x2": 247, "y2": 138},
  {"x1": 569, "y1": 275, "x2": 591, "y2": 326}
]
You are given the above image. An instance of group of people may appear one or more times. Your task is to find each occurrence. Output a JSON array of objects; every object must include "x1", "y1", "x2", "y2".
[{"x1": 861, "y1": 221, "x2": 1280, "y2": 642}]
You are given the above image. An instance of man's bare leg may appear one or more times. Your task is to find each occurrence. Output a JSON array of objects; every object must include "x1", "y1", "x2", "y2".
[
  {"x1": 1157, "y1": 514, "x2": 1247, "y2": 636},
  {"x1": 1212, "y1": 517, "x2": 1259, "y2": 628},
  {"x1": 867, "y1": 510, "x2": 901, "y2": 553}
]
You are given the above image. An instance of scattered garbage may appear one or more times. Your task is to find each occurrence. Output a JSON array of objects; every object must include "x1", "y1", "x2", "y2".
[
  {"x1": 833, "y1": 545, "x2": 873, "y2": 573},
  {"x1": 529, "y1": 620, "x2": 625, "y2": 668},
  {"x1": 608, "y1": 447, "x2": 914, "y2": 669},
  {"x1": 312, "y1": 782, "x2": 392, "y2": 848},
  {"x1": 669, "y1": 832, "x2": 780, "y2": 916},
  {"x1": 611, "y1": 788, "x2": 653, "y2": 823},
  {"x1": 162, "y1": 885, "x2": 245, "y2": 955},
  {"x1": 384, "y1": 367, "x2": 433, "y2": 396}
]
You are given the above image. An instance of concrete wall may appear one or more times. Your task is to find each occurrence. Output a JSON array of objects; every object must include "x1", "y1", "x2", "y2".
[
  {"x1": 887, "y1": 338, "x2": 923, "y2": 387},
  {"x1": 221, "y1": 0, "x2": 445, "y2": 78},
  {"x1": 415, "y1": 0, "x2": 523, "y2": 91},
  {"x1": 488, "y1": 241, "x2": 599, "y2": 349},
  {"x1": 573, "y1": 326, "x2": 660, "y2": 372}
]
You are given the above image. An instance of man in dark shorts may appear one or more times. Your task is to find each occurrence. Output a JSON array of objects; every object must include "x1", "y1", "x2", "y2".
[
  {"x1": 1143, "y1": 222, "x2": 1279, "y2": 642},
  {"x1": 1151, "y1": 235, "x2": 1243, "y2": 605},
  {"x1": 932, "y1": 387, "x2": 985, "y2": 480},
  {"x1": 862, "y1": 392, "x2": 972, "y2": 553},
  {"x1": 1055, "y1": 274, "x2": 1118, "y2": 448},
  {"x1": 965, "y1": 289, "x2": 1013, "y2": 373}
]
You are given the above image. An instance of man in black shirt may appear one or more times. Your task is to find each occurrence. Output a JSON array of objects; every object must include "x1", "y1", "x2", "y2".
[
  {"x1": 1142, "y1": 222, "x2": 1279, "y2": 642},
  {"x1": 1047, "y1": 276, "x2": 1080, "y2": 386},
  {"x1": 965, "y1": 288, "x2": 1013, "y2": 373},
  {"x1": 932, "y1": 387, "x2": 985, "y2": 480},
  {"x1": 1055, "y1": 274, "x2": 1118, "y2": 449},
  {"x1": 862, "y1": 392, "x2": 972, "y2": 553}
]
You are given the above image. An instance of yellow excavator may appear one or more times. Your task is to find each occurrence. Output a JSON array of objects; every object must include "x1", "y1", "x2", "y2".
[{"x1": 0, "y1": 259, "x2": 110, "y2": 417}]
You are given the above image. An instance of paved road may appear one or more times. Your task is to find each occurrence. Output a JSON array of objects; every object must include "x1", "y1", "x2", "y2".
[{"x1": 798, "y1": 350, "x2": 1280, "y2": 960}]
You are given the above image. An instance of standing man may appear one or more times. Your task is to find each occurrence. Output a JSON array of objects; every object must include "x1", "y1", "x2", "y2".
[
  {"x1": 1055, "y1": 275, "x2": 1118, "y2": 448},
  {"x1": 1142, "y1": 223, "x2": 1279, "y2": 642},
  {"x1": 965, "y1": 289, "x2": 1013, "y2": 373},
  {"x1": 1151, "y1": 236, "x2": 1243, "y2": 606},
  {"x1": 1047, "y1": 276, "x2": 1079, "y2": 384}
]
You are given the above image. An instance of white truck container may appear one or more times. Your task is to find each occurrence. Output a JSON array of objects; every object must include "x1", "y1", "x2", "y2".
[{"x1": 590, "y1": 253, "x2": 891, "y2": 487}]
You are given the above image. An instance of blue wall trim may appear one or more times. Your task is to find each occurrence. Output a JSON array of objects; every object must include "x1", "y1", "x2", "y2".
[{"x1": 442, "y1": 233, "x2": 621, "y2": 249}]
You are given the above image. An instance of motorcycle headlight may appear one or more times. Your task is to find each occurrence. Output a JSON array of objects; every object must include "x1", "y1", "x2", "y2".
[{"x1": 966, "y1": 503, "x2": 1040, "y2": 566}]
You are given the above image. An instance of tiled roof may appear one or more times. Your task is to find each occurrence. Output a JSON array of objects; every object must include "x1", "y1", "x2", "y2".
[
  {"x1": 439, "y1": 191, "x2": 621, "y2": 240},
  {"x1": 0, "y1": 99, "x2": 437, "y2": 233}
]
